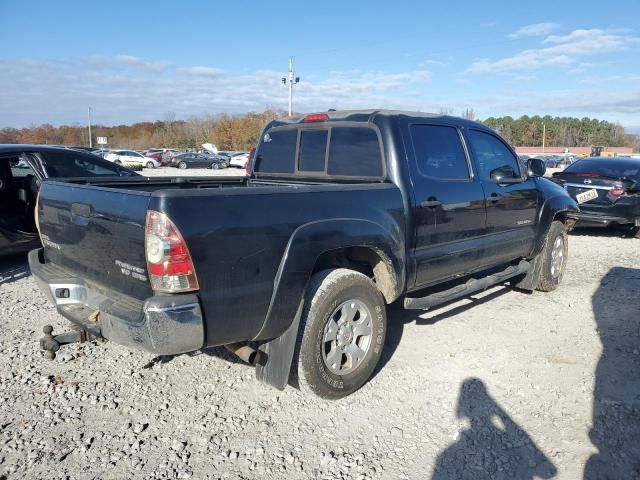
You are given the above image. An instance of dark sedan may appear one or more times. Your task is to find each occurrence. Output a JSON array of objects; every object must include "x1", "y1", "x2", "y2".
[
  {"x1": 171, "y1": 153, "x2": 227, "y2": 169},
  {"x1": 552, "y1": 157, "x2": 640, "y2": 237},
  {"x1": 0, "y1": 145, "x2": 138, "y2": 256}
]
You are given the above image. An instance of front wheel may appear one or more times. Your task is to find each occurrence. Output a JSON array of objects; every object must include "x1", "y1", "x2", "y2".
[
  {"x1": 178, "y1": 161, "x2": 187, "y2": 169},
  {"x1": 535, "y1": 220, "x2": 569, "y2": 291},
  {"x1": 146, "y1": 161, "x2": 155, "y2": 169},
  {"x1": 211, "y1": 163, "x2": 220, "y2": 170},
  {"x1": 290, "y1": 268, "x2": 387, "y2": 399}
]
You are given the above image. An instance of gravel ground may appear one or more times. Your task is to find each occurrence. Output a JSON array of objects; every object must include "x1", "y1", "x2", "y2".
[{"x1": 1, "y1": 228, "x2": 638, "y2": 479}]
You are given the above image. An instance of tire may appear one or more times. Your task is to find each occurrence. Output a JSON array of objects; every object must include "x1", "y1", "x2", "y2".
[
  {"x1": 178, "y1": 161, "x2": 187, "y2": 169},
  {"x1": 146, "y1": 161, "x2": 155, "y2": 169},
  {"x1": 535, "y1": 220, "x2": 569, "y2": 292},
  {"x1": 211, "y1": 163, "x2": 220, "y2": 170},
  {"x1": 628, "y1": 226, "x2": 640, "y2": 239},
  {"x1": 290, "y1": 268, "x2": 387, "y2": 399}
]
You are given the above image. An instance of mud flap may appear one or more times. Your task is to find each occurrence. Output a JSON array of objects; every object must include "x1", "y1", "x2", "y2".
[
  {"x1": 255, "y1": 300, "x2": 304, "y2": 390},
  {"x1": 514, "y1": 254, "x2": 542, "y2": 291}
]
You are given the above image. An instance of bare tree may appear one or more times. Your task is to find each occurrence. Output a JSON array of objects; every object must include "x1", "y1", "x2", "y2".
[{"x1": 462, "y1": 108, "x2": 476, "y2": 120}]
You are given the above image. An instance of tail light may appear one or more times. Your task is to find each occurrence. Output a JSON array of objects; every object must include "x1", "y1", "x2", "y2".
[
  {"x1": 145, "y1": 210, "x2": 199, "y2": 293},
  {"x1": 245, "y1": 147, "x2": 256, "y2": 176},
  {"x1": 608, "y1": 186, "x2": 625, "y2": 199},
  {"x1": 34, "y1": 191, "x2": 41, "y2": 235}
]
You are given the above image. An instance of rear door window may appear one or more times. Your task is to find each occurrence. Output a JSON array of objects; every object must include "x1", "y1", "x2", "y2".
[
  {"x1": 40, "y1": 151, "x2": 123, "y2": 177},
  {"x1": 327, "y1": 127, "x2": 382, "y2": 177},
  {"x1": 298, "y1": 129, "x2": 328, "y2": 172},
  {"x1": 255, "y1": 128, "x2": 297, "y2": 173},
  {"x1": 411, "y1": 125, "x2": 470, "y2": 180}
]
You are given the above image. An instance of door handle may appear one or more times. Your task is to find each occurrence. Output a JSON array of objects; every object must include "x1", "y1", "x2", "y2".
[
  {"x1": 420, "y1": 200, "x2": 442, "y2": 208},
  {"x1": 487, "y1": 194, "x2": 500, "y2": 203}
]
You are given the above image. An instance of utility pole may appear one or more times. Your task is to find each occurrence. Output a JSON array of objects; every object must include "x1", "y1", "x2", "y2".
[
  {"x1": 542, "y1": 123, "x2": 545, "y2": 154},
  {"x1": 282, "y1": 57, "x2": 300, "y2": 117},
  {"x1": 88, "y1": 107, "x2": 93, "y2": 148}
]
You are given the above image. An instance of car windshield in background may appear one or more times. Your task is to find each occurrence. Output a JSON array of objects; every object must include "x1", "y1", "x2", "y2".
[
  {"x1": 39, "y1": 150, "x2": 125, "y2": 177},
  {"x1": 564, "y1": 159, "x2": 640, "y2": 179}
]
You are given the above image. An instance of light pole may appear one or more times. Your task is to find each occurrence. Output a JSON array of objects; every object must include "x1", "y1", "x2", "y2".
[
  {"x1": 88, "y1": 107, "x2": 93, "y2": 148},
  {"x1": 282, "y1": 57, "x2": 300, "y2": 117}
]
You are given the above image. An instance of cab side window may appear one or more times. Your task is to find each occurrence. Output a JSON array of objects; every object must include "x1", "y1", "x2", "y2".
[{"x1": 467, "y1": 130, "x2": 520, "y2": 181}]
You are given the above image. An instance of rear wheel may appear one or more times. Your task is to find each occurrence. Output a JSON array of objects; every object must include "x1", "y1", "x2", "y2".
[
  {"x1": 178, "y1": 161, "x2": 187, "y2": 169},
  {"x1": 290, "y1": 268, "x2": 387, "y2": 399},
  {"x1": 535, "y1": 220, "x2": 568, "y2": 292},
  {"x1": 630, "y1": 226, "x2": 640, "y2": 239}
]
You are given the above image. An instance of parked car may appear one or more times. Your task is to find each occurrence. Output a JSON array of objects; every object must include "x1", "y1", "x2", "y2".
[
  {"x1": 30, "y1": 110, "x2": 578, "y2": 398},
  {"x1": 229, "y1": 152, "x2": 249, "y2": 168},
  {"x1": 105, "y1": 150, "x2": 160, "y2": 168},
  {"x1": 144, "y1": 151, "x2": 164, "y2": 163},
  {"x1": 170, "y1": 153, "x2": 227, "y2": 169},
  {"x1": 160, "y1": 149, "x2": 182, "y2": 166},
  {"x1": 0, "y1": 145, "x2": 138, "y2": 257},
  {"x1": 88, "y1": 148, "x2": 110, "y2": 159},
  {"x1": 551, "y1": 157, "x2": 640, "y2": 237}
]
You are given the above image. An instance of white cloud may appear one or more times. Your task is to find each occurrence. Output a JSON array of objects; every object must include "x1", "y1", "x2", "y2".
[
  {"x1": 177, "y1": 66, "x2": 224, "y2": 77},
  {"x1": 508, "y1": 22, "x2": 560, "y2": 39},
  {"x1": 468, "y1": 28, "x2": 639, "y2": 73},
  {"x1": 0, "y1": 56, "x2": 433, "y2": 126}
]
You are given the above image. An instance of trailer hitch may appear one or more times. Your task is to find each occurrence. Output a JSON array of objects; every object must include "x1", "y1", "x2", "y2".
[{"x1": 40, "y1": 325, "x2": 90, "y2": 360}]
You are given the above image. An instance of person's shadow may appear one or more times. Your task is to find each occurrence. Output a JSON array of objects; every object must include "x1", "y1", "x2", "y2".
[
  {"x1": 584, "y1": 266, "x2": 640, "y2": 479},
  {"x1": 432, "y1": 378, "x2": 557, "y2": 479}
]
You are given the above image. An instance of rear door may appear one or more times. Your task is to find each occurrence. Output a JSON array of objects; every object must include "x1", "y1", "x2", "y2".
[
  {"x1": 465, "y1": 129, "x2": 539, "y2": 265},
  {"x1": 405, "y1": 122, "x2": 488, "y2": 287}
]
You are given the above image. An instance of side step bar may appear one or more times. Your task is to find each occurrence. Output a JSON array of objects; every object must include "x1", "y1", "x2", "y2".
[{"x1": 404, "y1": 260, "x2": 530, "y2": 310}]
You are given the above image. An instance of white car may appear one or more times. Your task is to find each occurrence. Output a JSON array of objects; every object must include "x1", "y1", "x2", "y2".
[
  {"x1": 105, "y1": 149, "x2": 160, "y2": 168},
  {"x1": 229, "y1": 152, "x2": 249, "y2": 168}
]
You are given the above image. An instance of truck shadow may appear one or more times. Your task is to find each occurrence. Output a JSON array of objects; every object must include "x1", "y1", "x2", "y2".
[
  {"x1": 584, "y1": 266, "x2": 640, "y2": 478},
  {"x1": 375, "y1": 286, "x2": 516, "y2": 379},
  {"x1": 0, "y1": 253, "x2": 30, "y2": 286},
  {"x1": 570, "y1": 226, "x2": 636, "y2": 239},
  {"x1": 430, "y1": 378, "x2": 557, "y2": 479}
]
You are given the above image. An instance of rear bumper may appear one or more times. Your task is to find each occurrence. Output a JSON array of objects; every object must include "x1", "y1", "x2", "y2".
[
  {"x1": 573, "y1": 211, "x2": 639, "y2": 227},
  {"x1": 28, "y1": 248, "x2": 204, "y2": 355}
]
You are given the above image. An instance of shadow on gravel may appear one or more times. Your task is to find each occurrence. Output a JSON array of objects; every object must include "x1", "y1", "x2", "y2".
[
  {"x1": 142, "y1": 346, "x2": 250, "y2": 370},
  {"x1": 374, "y1": 286, "x2": 517, "y2": 380},
  {"x1": 570, "y1": 226, "x2": 636, "y2": 239},
  {"x1": 0, "y1": 253, "x2": 30, "y2": 286},
  {"x1": 584, "y1": 267, "x2": 640, "y2": 479},
  {"x1": 431, "y1": 378, "x2": 557, "y2": 480}
]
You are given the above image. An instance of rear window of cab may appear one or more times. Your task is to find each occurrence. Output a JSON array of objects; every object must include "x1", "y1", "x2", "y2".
[{"x1": 254, "y1": 125, "x2": 383, "y2": 178}]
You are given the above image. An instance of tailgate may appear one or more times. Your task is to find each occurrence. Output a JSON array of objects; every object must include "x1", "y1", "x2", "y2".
[{"x1": 37, "y1": 181, "x2": 153, "y2": 300}]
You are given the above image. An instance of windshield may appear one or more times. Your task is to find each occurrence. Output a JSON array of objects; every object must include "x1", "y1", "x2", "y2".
[{"x1": 564, "y1": 158, "x2": 640, "y2": 179}]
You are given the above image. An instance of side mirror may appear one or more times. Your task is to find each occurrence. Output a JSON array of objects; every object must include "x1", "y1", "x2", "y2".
[
  {"x1": 527, "y1": 157, "x2": 546, "y2": 178},
  {"x1": 489, "y1": 165, "x2": 518, "y2": 182}
]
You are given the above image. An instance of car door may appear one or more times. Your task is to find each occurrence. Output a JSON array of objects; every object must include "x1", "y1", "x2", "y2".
[
  {"x1": 196, "y1": 154, "x2": 209, "y2": 167},
  {"x1": 464, "y1": 128, "x2": 539, "y2": 266},
  {"x1": 405, "y1": 122, "x2": 488, "y2": 288}
]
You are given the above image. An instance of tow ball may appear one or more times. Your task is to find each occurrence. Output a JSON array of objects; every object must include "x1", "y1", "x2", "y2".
[{"x1": 39, "y1": 325, "x2": 90, "y2": 360}]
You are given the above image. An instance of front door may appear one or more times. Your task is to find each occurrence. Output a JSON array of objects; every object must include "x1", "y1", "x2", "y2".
[
  {"x1": 406, "y1": 123, "x2": 487, "y2": 288},
  {"x1": 464, "y1": 129, "x2": 539, "y2": 266}
]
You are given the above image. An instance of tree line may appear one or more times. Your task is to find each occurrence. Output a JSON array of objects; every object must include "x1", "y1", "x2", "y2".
[{"x1": 1, "y1": 111, "x2": 637, "y2": 150}]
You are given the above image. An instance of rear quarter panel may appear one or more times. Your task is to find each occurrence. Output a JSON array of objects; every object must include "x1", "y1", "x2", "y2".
[{"x1": 152, "y1": 183, "x2": 405, "y2": 345}]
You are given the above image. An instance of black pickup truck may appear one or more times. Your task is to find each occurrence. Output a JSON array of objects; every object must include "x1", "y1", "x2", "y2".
[{"x1": 30, "y1": 110, "x2": 578, "y2": 399}]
